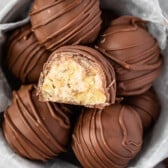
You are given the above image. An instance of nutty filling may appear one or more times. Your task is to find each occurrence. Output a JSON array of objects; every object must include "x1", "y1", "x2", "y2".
[{"x1": 41, "y1": 53, "x2": 106, "y2": 106}]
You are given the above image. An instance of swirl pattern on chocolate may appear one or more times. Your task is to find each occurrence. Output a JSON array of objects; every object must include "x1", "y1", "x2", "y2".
[
  {"x1": 72, "y1": 104, "x2": 143, "y2": 168},
  {"x1": 96, "y1": 16, "x2": 163, "y2": 96},
  {"x1": 6, "y1": 25, "x2": 49, "y2": 84},
  {"x1": 30, "y1": 0, "x2": 102, "y2": 51},
  {"x1": 124, "y1": 89, "x2": 160, "y2": 131},
  {"x1": 3, "y1": 85, "x2": 71, "y2": 161},
  {"x1": 37, "y1": 45, "x2": 116, "y2": 109}
]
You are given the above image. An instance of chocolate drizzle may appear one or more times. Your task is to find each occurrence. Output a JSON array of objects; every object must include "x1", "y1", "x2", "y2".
[
  {"x1": 96, "y1": 16, "x2": 163, "y2": 96},
  {"x1": 3, "y1": 85, "x2": 71, "y2": 161},
  {"x1": 72, "y1": 104, "x2": 143, "y2": 168},
  {"x1": 6, "y1": 25, "x2": 49, "y2": 84},
  {"x1": 30, "y1": 0, "x2": 102, "y2": 51}
]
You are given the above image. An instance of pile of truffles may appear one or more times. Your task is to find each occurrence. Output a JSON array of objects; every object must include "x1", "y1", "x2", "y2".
[{"x1": 2, "y1": 0, "x2": 162, "y2": 168}]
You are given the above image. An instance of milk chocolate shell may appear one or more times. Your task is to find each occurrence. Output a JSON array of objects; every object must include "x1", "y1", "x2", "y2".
[
  {"x1": 3, "y1": 85, "x2": 71, "y2": 161},
  {"x1": 6, "y1": 25, "x2": 49, "y2": 83},
  {"x1": 37, "y1": 45, "x2": 116, "y2": 109},
  {"x1": 72, "y1": 104, "x2": 143, "y2": 168},
  {"x1": 96, "y1": 16, "x2": 162, "y2": 96},
  {"x1": 30, "y1": 0, "x2": 102, "y2": 51},
  {"x1": 124, "y1": 89, "x2": 160, "y2": 131}
]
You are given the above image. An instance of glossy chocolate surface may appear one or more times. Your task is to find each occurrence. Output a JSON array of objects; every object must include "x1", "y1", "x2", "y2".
[
  {"x1": 30, "y1": 0, "x2": 102, "y2": 51},
  {"x1": 72, "y1": 104, "x2": 143, "y2": 168},
  {"x1": 6, "y1": 25, "x2": 49, "y2": 84},
  {"x1": 3, "y1": 85, "x2": 71, "y2": 161},
  {"x1": 97, "y1": 16, "x2": 162, "y2": 96}
]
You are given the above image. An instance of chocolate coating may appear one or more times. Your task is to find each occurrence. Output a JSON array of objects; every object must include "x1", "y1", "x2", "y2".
[
  {"x1": 30, "y1": 0, "x2": 102, "y2": 51},
  {"x1": 72, "y1": 104, "x2": 143, "y2": 168},
  {"x1": 96, "y1": 16, "x2": 162, "y2": 96},
  {"x1": 3, "y1": 85, "x2": 71, "y2": 161},
  {"x1": 6, "y1": 25, "x2": 49, "y2": 84},
  {"x1": 37, "y1": 45, "x2": 116, "y2": 109},
  {"x1": 124, "y1": 89, "x2": 160, "y2": 131}
]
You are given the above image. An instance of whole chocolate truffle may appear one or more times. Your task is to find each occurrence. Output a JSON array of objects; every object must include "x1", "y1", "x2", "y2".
[
  {"x1": 30, "y1": 0, "x2": 102, "y2": 51},
  {"x1": 3, "y1": 85, "x2": 71, "y2": 161},
  {"x1": 96, "y1": 16, "x2": 162, "y2": 96},
  {"x1": 72, "y1": 104, "x2": 143, "y2": 168},
  {"x1": 124, "y1": 89, "x2": 160, "y2": 131},
  {"x1": 37, "y1": 45, "x2": 116, "y2": 109},
  {"x1": 7, "y1": 25, "x2": 49, "y2": 84}
]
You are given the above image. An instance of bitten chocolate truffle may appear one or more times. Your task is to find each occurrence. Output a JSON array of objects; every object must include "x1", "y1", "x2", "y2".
[
  {"x1": 3, "y1": 85, "x2": 71, "y2": 161},
  {"x1": 96, "y1": 16, "x2": 162, "y2": 96},
  {"x1": 124, "y1": 89, "x2": 160, "y2": 131},
  {"x1": 6, "y1": 25, "x2": 49, "y2": 83},
  {"x1": 37, "y1": 45, "x2": 116, "y2": 109},
  {"x1": 30, "y1": 0, "x2": 102, "y2": 51},
  {"x1": 72, "y1": 104, "x2": 143, "y2": 168}
]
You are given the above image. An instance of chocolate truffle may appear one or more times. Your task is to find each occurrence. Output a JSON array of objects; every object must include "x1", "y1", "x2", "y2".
[
  {"x1": 37, "y1": 45, "x2": 116, "y2": 109},
  {"x1": 6, "y1": 25, "x2": 49, "y2": 84},
  {"x1": 30, "y1": 0, "x2": 102, "y2": 51},
  {"x1": 96, "y1": 16, "x2": 162, "y2": 96},
  {"x1": 3, "y1": 85, "x2": 71, "y2": 161},
  {"x1": 124, "y1": 89, "x2": 160, "y2": 131},
  {"x1": 72, "y1": 104, "x2": 143, "y2": 168}
]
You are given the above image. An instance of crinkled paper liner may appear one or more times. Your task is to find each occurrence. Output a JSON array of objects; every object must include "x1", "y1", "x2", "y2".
[{"x1": 0, "y1": 0, "x2": 168, "y2": 167}]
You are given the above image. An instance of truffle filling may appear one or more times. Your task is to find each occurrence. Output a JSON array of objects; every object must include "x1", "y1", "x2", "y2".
[{"x1": 41, "y1": 53, "x2": 106, "y2": 105}]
